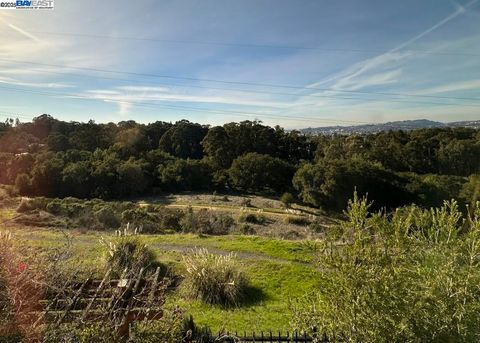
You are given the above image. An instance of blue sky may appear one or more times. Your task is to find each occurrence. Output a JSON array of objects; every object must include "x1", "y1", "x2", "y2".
[{"x1": 0, "y1": 0, "x2": 479, "y2": 128}]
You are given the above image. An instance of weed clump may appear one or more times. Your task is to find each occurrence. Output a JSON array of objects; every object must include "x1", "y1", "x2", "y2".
[
  {"x1": 102, "y1": 226, "x2": 158, "y2": 277},
  {"x1": 183, "y1": 248, "x2": 248, "y2": 306}
]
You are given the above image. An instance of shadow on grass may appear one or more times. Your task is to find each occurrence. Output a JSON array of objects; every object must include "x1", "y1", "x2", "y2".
[{"x1": 239, "y1": 284, "x2": 270, "y2": 308}]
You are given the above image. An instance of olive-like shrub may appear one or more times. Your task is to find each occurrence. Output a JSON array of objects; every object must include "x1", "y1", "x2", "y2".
[{"x1": 292, "y1": 193, "x2": 480, "y2": 343}]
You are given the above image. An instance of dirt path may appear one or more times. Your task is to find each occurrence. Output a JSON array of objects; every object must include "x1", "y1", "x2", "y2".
[
  {"x1": 138, "y1": 202, "x2": 310, "y2": 219},
  {"x1": 14, "y1": 229, "x2": 312, "y2": 267},
  {"x1": 149, "y1": 242, "x2": 310, "y2": 266}
]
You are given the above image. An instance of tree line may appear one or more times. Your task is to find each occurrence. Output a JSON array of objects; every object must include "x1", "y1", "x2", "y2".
[{"x1": 0, "y1": 114, "x2": 478, "y2": 210}]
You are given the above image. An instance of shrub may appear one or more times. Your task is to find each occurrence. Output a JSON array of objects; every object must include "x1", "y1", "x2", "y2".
[
  {"x1": 180, "y1": 209, "x2": 234, "y2": 235},
  {"x1": 102, "y1": 230, "x2": 158, "y2": 277},
  {"x1": 182, "y1": 248, "x2": 248, "y2": 306},
  {"x1": 95, "y1": 206, "x2": 121, "y2": 229},
  {"x1": 283, "y1": 216, "x2": 310, "y2": 226},
  {"x1": 292, "y1": 193, "x2": 480, "y2": 342},
  {"x1": 280, "y1": 230, "x2": 302, "y2": 240},
  {"x1": 121, "y1": 208, "x2": 159, "y2": 233},
  {"x1": 157, "y1": 208, "x2": 183, "y2": 232},
  {"x1": 237, "y1": 223, "x2": 256, "y2": 235},
  {"x1": 280, "y1": 192, "x2": 295, "y2": 208},
  {"x1": 45, "y1": 199, "x2": 66, "y2": 215},
  {"x1": 240, "y1": 197, "x2": 252, "y2": 207},
  {"x1": 238, "y1": 213, "x2": 267, "y2": 225},
  {"x1": 16, "y1": 197, "x2": 48, "y2": 213},
  {"x1": 308, "y1": 218, "x2": 328, "y2": 233},
  {"x1": 14, "y1": 173, "x2": 31, "y2": 195},
  {"x1": 461, "y1": 174, "x2": 480, "y2": 205}
]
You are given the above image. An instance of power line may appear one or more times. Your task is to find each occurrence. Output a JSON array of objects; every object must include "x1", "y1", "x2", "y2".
[
  {"x1": 0, "y1": 57, "x2": 479, "y2": 103},
  {"x1": 11, "y1": 66, "x2": 480, "y2": 108},
  {"x1": 32, "y1": 30, "x2": 480, "y2": 58},
  {"x1": 0, "y1": 85, "x2": 371, "y2": 125}
]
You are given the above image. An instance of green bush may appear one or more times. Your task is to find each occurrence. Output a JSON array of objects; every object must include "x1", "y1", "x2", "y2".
[
  {"x1": 292, "y1": 193, "x2": 480, "y2": 342},
  {"x1": 182, "y1": 248, "x2": 248, "y2": 306},
  {"x1": 461, "y1": 174, "x2": 480, "y2": 205}
]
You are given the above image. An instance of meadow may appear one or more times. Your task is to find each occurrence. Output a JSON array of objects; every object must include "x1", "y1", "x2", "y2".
[{"x1": 0, "y1": 194, "x2": 323, "y2": 333}]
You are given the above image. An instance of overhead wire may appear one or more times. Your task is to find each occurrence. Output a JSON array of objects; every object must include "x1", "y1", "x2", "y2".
[{"x1": 1, "y1": 58, "x2": 479, "y2": 103}]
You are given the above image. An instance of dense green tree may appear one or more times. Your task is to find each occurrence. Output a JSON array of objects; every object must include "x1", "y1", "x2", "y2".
[
  {"x1": 30, "y1": 152, "x2": 65, "y2": 196},
  {"x1": 62, "y1": 161, "x2": 92, "y2": 198},
  {"x1": 117, "y1": 158, "x2": 149, "y2": 196},
  {"x1": 112, "y1": 126, "x2": 151, "y2": 158},
  {"x1": 90, "y1": 150, "x2": 122, "y2": 198},
  {"x1": 0, "y1": 115, "x2": 478, "y2": 209},
  {"x1": 228, "y1": 153, "x2": 294, "y2": 193},
  {"x1": 14, "y1": 173, "x2": 32, "y2": 195},
  {"x1": 68, "y1": 121, "x2": 115, "y2": 151},
  {"x1": 201, "y1": 126, "x2": 233, "y2": 169},
  {"x1": 159, "y1": 120, "x2": 208, "y2": 159},
  {"x1": 293, "y1": 158, "x2": 412, "y2": 210},
  {"x1": 159, "y1": 159, "x2": 212, "y2": 191},
  {"x1": 437, "y1": 139, "x2": 480, "y2": 176},
  {"x1": 144, "y1": 121, "x2": 172, "y2": 150},
  {"x1": 404, "y1": 173, "x2": 466, "y2": 207},
  {"x1": 47, "y1": 132, "x2": 70, "y2": 152}
]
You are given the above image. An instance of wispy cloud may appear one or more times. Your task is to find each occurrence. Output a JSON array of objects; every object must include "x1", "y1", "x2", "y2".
[
  {"x1": 309, "y1": 0, "x2": 479, "y2": 93},
  {"x1": 77, "y1": 85, "x2": 291, "y2": 116},
  {"x1": 389, "y1": 0, "x2": 478, "y2": 53},
  {"x1": 416, "y1": 79, "x2": 480, "y2": 95},
  {"x1": 0, "y1": 76, "x2": 72, "y2": 88},
  {"x1": 6, "y1": 23, "x2": 42, "y2": 43}
]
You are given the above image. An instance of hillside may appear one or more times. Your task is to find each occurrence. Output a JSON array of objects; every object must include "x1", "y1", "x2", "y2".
[{"x1": 300, "y1": 119, "x2": 480, "y2": 135}]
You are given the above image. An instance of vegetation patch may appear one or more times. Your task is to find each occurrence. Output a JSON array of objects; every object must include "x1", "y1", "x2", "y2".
[
  {"x1": 283, "y1": 215, "x2": 310, "y2": 226},
  {"x1": 182, "y1": 248, "x2": 248, "y2": 307},
  {"x1": 292, "y1": 194, "x2": 480, "y2": 342}
]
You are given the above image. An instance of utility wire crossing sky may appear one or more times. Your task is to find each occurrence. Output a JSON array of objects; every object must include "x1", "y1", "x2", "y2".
[{"x1": 0, "y1": 0, "x2": 479, "y2": 128}]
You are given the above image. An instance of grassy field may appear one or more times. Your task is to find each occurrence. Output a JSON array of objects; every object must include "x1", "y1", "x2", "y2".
[{"x1": 0, "y1": 200, "x2": 322, "y2": 332}]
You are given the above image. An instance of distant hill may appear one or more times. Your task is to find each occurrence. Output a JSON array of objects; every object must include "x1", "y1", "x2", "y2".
[{"x1": 299, "y1": 119, "x2": 480, "y2": 135}]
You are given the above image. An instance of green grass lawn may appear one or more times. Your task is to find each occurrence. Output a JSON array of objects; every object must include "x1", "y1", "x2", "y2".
[{"x1": 3, "y1": 226, "x2": 321, "y2": 332}]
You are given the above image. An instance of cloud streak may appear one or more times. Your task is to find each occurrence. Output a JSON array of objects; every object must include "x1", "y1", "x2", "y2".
[
  {"x1": 309, "y1": 0, "x2": 479, "y2": 93},
  {"x1": 7, "y1": 23, "x2": 42, "y2": 42}
]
